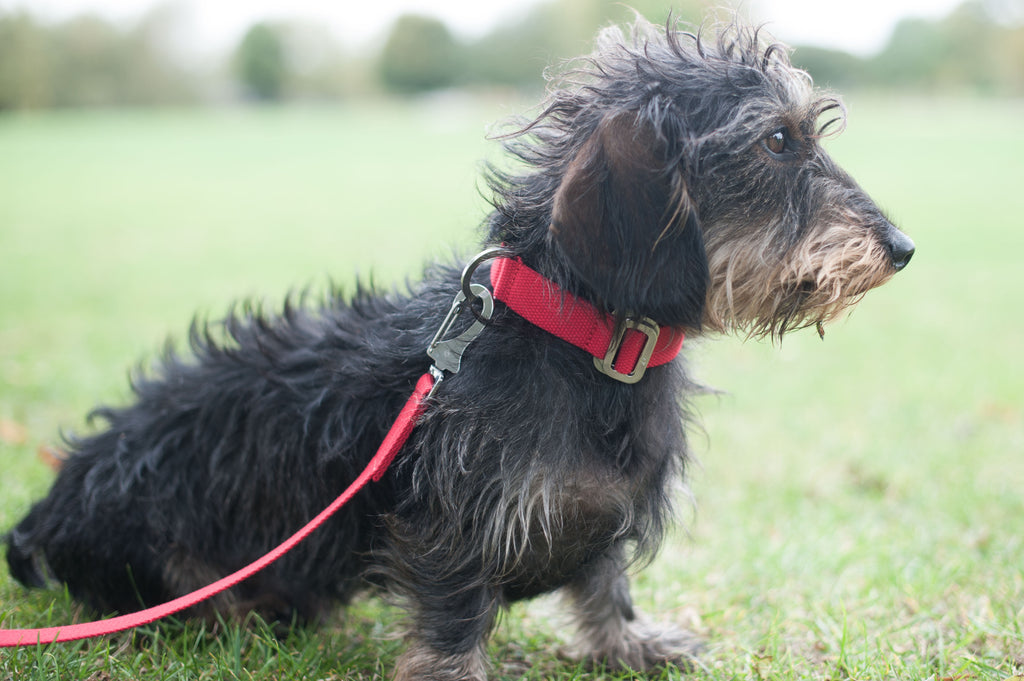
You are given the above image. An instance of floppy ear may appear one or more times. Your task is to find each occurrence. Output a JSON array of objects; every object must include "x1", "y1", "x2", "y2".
[{"x1": 550, "y1": 112, "x2": 707, "y2": 329}]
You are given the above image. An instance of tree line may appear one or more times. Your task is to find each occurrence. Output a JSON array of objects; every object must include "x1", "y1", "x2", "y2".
[
  {"x1": 791, "y1": 1, "x2": 1024, "y2": 94},
  {"x1": 0, "y1": 0, "x2": 1021, "y2": 110}
]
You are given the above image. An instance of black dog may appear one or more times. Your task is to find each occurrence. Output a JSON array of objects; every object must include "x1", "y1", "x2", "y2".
[{"x1": 6, "y1": 19, "x2": 913, "y2": 680}]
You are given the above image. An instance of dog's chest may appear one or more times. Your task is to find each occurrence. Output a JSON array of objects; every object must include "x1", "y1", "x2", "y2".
[{"x1": 497, "y1": 459, "x2": 645, "y2": 598}]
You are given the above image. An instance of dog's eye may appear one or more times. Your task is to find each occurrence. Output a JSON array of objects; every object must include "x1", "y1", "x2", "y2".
[{"x1": 764, "y1": 128, "x2": 796, "y2": 158}]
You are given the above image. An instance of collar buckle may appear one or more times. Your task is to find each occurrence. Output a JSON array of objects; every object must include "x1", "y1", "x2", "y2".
[{"x1": 593, "y1": 316, "x2": 660, "y2": 384}]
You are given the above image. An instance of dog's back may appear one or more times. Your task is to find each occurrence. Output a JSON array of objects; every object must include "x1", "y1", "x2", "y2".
[{"x1": 6, "y1": 273, "x2": 460, "y2": 619}]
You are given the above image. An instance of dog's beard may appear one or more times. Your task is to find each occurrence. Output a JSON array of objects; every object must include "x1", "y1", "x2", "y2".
[{"x1": 703, "y1": 222, "x2": 897, "y2": 339}]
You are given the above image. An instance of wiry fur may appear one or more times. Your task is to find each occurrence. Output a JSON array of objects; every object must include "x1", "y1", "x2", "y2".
[{"x1": 5, "y1": 18, "x2": 912, "y2": 680}]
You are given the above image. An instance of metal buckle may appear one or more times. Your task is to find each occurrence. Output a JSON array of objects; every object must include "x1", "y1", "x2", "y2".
[{"x1": 593, "y1": 316, "x2": 660, "y2": 384}]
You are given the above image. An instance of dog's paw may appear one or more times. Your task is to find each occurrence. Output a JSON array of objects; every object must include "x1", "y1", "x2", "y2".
[
  {"x1": 393, "y1": 643, "x2": 488, "y2": 681},
  {"x1": 569, "y1": 618, "x2": 704, "y2": 672}
]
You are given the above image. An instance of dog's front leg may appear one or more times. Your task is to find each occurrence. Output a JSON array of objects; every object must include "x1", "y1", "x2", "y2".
[
  {"x1": 564, "y1": 546, "x2": 701, "y2": 671},
  {"x1": 394, "y1": 577, "x2": 498, "y2": 681}
]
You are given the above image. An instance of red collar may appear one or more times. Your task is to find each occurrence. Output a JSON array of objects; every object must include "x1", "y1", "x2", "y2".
[{"x1": 489, "y1": 256, "x2": 684, "y2": 384}]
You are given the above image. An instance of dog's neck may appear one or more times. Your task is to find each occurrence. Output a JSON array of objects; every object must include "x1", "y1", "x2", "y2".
[{"x1": 489, "y1": 256, "x2": 684, "y2": 384}]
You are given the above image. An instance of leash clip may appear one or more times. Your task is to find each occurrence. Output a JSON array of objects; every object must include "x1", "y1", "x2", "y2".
[
  {"x1": 426, "y1": 248, "x2": 508, "y2": 396},
  {"x1": 460, "y1": 246, "x2": 510, "y2": 323},
  {"x1": 427, "y1": 283, "x2": 493, "y2": 390}
]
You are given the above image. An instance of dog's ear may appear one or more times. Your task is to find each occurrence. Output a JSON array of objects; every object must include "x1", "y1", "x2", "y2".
[{"x1": 550, "y1": 112, "x2": 707, "y2": 329}]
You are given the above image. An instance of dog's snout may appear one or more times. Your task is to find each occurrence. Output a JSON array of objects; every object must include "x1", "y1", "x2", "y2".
[{"x1": 884, "y1": 224, "x2": 915, "y2": 272}]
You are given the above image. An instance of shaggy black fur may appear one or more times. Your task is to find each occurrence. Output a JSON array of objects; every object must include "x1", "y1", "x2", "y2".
[{"x1": 6, "y1": 18, "x2": 912, "y2": 681}]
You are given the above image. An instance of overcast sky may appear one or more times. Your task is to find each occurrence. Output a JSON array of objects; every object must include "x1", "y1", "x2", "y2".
[{"x1": 0, "y1": 0, "x2": 968, "y2": 56}]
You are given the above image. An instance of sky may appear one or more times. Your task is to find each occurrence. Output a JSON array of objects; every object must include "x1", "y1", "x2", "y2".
[{"x1": 0, "y1": 0, "x2": 968, "y2": 56}]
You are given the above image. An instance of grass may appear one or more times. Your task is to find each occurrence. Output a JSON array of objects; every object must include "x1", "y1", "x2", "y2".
[{"x1": 1, "y1": 95, "x2": 1023, "y2": 679}]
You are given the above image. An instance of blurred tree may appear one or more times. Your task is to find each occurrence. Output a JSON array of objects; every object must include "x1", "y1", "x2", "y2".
[
  {"x1": 49, "y1": 15, "x2": 133, "y2": 106},
  {"x1": 789, "y1": 0, "x2": 1023, "y2": 95},
  {"x1": 127, "y1": 4, "x2": 198, "y2": 104},
  {"x1": 460, "y1": 4, "x2": 565, "y2": 90},
  {"x1": 791, "y1": 46, "x2": 871, "y2": 90},
  {"x1": 871, "y1": 16, "x2": 945, "y2": 87},
  {"x1": 868, "y1": 1, "x2": 1017, "y2": 94},
  {"x1": 275, "y1": 21, "x2": 353, "y2": 100},
  {"x1": 0, "y1": 13, "x2": 53, "y2": 109},
  {"x1": 378, "y1": 14, "x2": 459, "y2": 94},
  {"x1": 2, "y1": 0, "x2": 1021, "y2": 107},
  {"x1": 991, "y1": 22, "x2": 1024, "y2": 94},
  {"x1": 462, "y1": 0, "x2": 714, "y2": 90},
  {"x1": 236, "y1": 23, "x2": 288, "y2": 101},
  {"x1": 0, "y1": 8, "x2": 194, "y2": 109}
]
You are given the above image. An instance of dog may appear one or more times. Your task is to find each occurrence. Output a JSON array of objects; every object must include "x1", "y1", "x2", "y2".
[{"x1": 5, "y1": 18, "x2": 913, "y2": 680}]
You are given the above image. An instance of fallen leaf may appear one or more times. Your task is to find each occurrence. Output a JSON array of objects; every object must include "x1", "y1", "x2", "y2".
[
  {"x1": 38, "y1": 443, "x2": 67, "y2": 470},
  {"x1": 0, "y1": 418, "x2": 28, "y2": 445}
]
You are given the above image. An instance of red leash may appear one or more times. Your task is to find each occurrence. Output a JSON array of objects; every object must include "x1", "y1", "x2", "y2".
[
  {"x1": 1, "y1": 249, "x2": 684, "y2": 647},
  {"x1": 1, "y1": 253, "x2": 501, "y2": 648},
  {"x1": 0, "y1": 372, "x2": 435, "y2": 648}
]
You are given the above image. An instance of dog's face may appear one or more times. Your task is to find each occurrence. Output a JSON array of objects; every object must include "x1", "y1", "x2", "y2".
[
  {"x1": 534, "y1": 21, "x2": 914, "y2": 337},
  {"x1": 685, "y1": 42, "x2": 916, "y2": 339}
]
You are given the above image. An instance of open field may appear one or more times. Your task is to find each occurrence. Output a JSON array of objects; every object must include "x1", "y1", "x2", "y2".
[{"x1": 1, "y1": 96, "x2": 1022, "y2": 679}]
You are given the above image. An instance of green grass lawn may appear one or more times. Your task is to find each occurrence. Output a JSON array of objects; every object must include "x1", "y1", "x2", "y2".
[{"x1": 1, "y1": 96, "x2": 1022, "y2": 680}]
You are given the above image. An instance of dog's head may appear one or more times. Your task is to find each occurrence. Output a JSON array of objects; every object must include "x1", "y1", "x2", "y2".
[{"x1": 490, "y1": 18, "x2": 914, "y2": 338}]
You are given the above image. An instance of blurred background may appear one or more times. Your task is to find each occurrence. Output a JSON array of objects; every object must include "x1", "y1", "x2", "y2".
[
  {"x1": 2, "y1": 2, "x2": 1023, "y2": 677},
  {"x1": 0, "y1": 0, "x2": 1021, "y2": 106}
]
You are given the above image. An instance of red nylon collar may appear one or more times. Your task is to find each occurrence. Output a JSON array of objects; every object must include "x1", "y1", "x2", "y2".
[{"x1": 489, "y1": 256, "x2": 684, "y2": 383}]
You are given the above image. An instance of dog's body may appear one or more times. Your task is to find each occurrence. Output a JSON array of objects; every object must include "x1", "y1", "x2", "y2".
[{"x1": 6, "y1": 19, "x2": 912, "y2": 680}]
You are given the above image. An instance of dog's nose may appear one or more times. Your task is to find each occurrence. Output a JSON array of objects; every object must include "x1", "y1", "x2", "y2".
[{"x1": 884, "y1": 224, "x2": 915, "y2": 272}]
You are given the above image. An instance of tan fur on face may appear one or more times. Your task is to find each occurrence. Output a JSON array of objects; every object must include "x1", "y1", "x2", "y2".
[{"x1": 704, "y1": 221, "x2": 896, "y2": 338}]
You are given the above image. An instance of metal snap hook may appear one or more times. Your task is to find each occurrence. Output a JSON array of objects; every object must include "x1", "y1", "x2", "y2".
[
  {"x1": 426, "y1": 283, "x2": 494, "y2": 377},
  {"x1": 459, "y1": 246, "x2": 510, "y2": 324}
]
